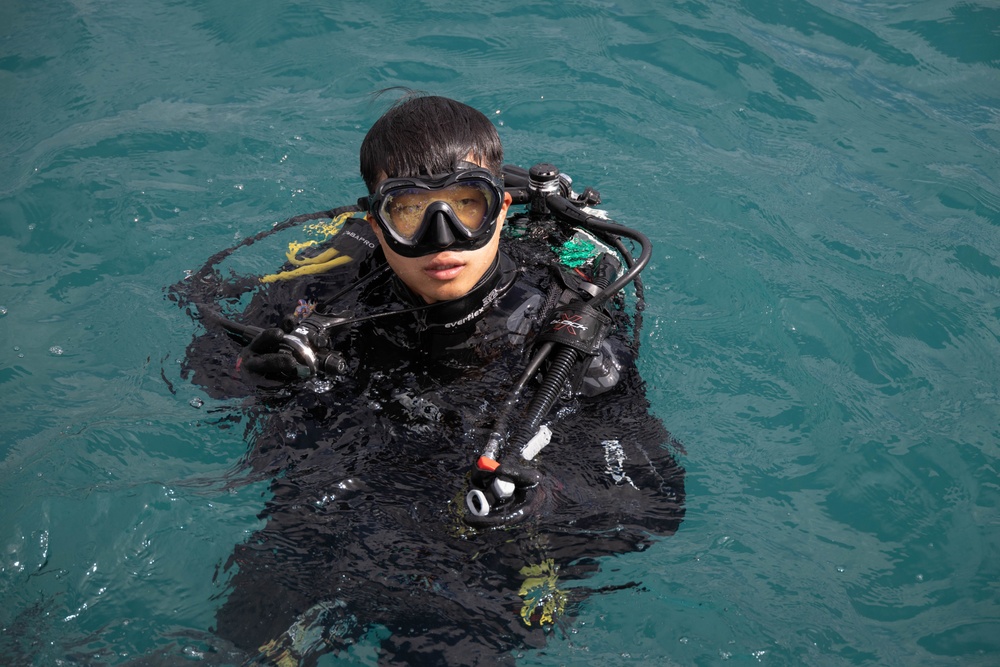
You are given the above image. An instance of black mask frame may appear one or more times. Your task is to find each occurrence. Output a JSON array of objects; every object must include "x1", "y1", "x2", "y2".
[{"x1": 360, "y1": 167, "x2": 504, "y2": 258}]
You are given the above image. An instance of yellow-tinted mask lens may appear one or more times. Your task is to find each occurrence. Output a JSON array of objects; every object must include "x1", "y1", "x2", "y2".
[{"x1": 382, "y1": 182, "x2": 493, "y2": 240}]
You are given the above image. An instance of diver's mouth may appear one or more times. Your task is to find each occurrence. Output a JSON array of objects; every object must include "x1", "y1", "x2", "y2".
[{"x1": 424, "y1": 261, "x2": 465, "y2": 281}]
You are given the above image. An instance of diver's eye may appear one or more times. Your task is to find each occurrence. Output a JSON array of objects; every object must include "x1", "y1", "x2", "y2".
[{"x1": 391, "y1": 202, "x2": 425, "y2": 217}]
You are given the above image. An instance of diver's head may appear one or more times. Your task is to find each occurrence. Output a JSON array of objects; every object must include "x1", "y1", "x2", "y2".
[
  {"x1": 360, "y1": 94, "x2": 511, "y2": 304},
  {"x1": 360, "y1": 94, "x2": 503, "y2": 192}
]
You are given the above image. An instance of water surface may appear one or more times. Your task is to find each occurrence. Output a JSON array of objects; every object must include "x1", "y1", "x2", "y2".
[{"x1": 2, "y1": 0, "x2": 999, "y2": 664}]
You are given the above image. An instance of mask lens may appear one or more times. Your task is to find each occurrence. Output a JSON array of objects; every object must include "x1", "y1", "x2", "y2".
[
  {"x1": 381, "y1": 190, "x2": 427, "y2": 240},
  {"x1": 441, "y1": 183, "x2": 492, "y2": 230},
  {"x1": 380, "y1": 181, "x2": 494, "y2": 240}
]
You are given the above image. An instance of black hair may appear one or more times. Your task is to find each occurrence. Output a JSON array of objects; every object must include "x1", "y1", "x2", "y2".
[{"x1": 360, "y1": 93, "x2": 503, "y2": 193}]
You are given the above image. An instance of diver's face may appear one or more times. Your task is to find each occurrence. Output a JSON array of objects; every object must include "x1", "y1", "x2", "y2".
[{"x1": 368, "y1": 162, "x2": 511, "y2": 304}]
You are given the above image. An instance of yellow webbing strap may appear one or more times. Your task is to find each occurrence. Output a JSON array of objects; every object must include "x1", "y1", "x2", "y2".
[{"x1": 259, "y1": 212, "x2": 360, "y2": 284}]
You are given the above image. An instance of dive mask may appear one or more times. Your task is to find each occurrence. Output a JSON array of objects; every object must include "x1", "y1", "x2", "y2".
[{"x1": 360, "y1": 166, "x2": 504, "y2": 258}]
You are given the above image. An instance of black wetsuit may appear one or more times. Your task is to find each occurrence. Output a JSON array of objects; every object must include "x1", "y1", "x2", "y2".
[{"x1": 179, "y1": 212, "x2": 685, "y2": 666}]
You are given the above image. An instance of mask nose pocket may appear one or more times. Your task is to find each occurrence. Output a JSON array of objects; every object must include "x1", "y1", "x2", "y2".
[{"x1": 426, "y1": 207, "x2": 458, "y2": 248}]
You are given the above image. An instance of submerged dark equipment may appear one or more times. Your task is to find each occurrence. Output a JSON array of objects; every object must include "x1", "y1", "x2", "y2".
[{"x1": 172, "y1": 162, "x2": 652, "y2": 530}]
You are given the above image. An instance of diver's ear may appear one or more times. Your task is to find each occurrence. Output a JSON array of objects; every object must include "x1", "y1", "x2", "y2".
[
  {"x1": 366, "y1": 214, "x2": 388, "y2": 247},
  {"x1": 496, "y1": 191, "x2": 513, "y2": 229}
]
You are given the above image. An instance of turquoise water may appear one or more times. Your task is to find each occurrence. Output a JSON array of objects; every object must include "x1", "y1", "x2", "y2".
[{"x1": 2, "y1": 0, "x2": 999, "y2": 664}]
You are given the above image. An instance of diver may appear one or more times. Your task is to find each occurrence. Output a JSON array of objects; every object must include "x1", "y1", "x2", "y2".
[{"x1": 174, "y1": 94, "x2": 685, "y2": 666}]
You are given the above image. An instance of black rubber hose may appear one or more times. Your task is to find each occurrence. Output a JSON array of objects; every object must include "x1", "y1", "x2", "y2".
[
  {"x1": 481, "y1": 341, "x2": 556, "y2": 458},
  {"x1": 212, "y1": 312, "x2": 263, "y2": 344},
  {"x1": 505, "y1": 187, "x2": 531, "y2": 205},
  {"x1": 544, "y1": 194, "x2": 652, "y2": 308},
  {"x1": 501, "y1": 163, "x2": 530, "y2": 188},
  {"x1": 508, "y1": 344, "x2": 580, "y2": 450}
]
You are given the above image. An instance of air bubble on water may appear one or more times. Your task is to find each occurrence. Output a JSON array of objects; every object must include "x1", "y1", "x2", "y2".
[
  {"x1": 189, "y1": 397, "x2": 204, "y2": 409},
  {"x1": 0, "y1": 306, "x2": 7, "y2": 316},
  {"x1": 49, "y1": 346, "x2": 64, "y2": 356},
  {"x1": 836, "y1": 566, "x2": 845, "y2": 573},
  {"x1": 679, "y1": 637, "x2": 689, "y2": 644},
  {"x1": 234, "y1": 184, "x2": 244, "y2": 190}
]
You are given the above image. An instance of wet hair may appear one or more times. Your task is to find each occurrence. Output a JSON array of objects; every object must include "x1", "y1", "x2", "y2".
[{"x1": 360, "y1": 93, "x2": 503, "y2": 193}]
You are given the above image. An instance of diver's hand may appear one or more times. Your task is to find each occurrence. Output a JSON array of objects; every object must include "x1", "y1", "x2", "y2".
[{"x1": 238, "y1": 328, "x2": 309, "y2": 382}]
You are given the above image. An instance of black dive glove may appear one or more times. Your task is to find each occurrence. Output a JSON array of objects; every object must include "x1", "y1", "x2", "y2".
[{"x1": 238, "y1": 327, "x2": 311, "y2": 383}]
